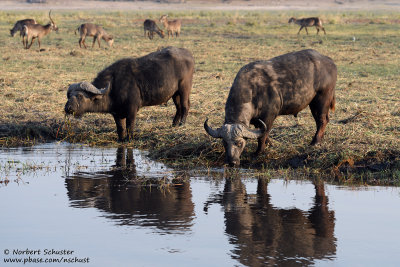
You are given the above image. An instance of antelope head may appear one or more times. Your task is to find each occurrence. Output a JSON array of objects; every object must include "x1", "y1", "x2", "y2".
[{"x1": 49, "y1": 10, "x2": 59, "y2": 32}]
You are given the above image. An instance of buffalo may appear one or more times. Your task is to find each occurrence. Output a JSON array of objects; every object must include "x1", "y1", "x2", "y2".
[
  {"x1": 205, "y1": 49, "x2": 337, "y2": 166},
  {"x1": 65, "y1": 46, "x2": 194, "y2": 142}
]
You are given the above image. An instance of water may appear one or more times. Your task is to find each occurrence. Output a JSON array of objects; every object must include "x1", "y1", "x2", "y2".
[{"x1": 1, "y1": 143, "x2": 400, "y2": 267}]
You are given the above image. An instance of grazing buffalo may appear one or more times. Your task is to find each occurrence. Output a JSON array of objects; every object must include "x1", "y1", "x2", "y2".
[
  {"x1": 65, "y1": 46, "x2": 194, "y2": 142},
  {"x1": 205, "y1": 49, "x2": 337, "y2": 166}
]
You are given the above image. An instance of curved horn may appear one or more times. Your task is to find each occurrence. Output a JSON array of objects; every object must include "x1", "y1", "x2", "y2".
[
  {"x1": 79, "y1": 81, "x2": 104, "y2": 95},
  {"x1": 67, "y1": 83, "x2": 82, "y2": 95},
  {"x1": 204, "y1": 118, "x2": 222, "y2": 138},
  {"x1": 99, "y1": 82, "x2": 111, "y2": 94},
  {"x1": 242, "y1": 119, "x2": 267, "y2": 139},
  {"x1": 49, "y1": 10, "x2": 55, "y2": 25}
]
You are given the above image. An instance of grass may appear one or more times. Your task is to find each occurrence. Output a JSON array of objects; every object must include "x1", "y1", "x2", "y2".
[{"x1": 0, "y1": 9, "x2": 399, "y2": 184}]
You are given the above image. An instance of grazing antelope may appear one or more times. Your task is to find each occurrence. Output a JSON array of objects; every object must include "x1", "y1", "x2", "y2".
[
  {"x1": 159, "y1": 15, "x2": 181, "y2": 38},
  {"x1": 10, "y1": 19, "x2": 36, "y2": 38},
  {"x1": 22, "y1": 11, "x2": 58, "y2": 50},
  {"x1": 288, "y1": 17, "x2": 326, "y2": 35},
  {"x1": 75, "y1": 23, "x2": 114, "y2": 49},
  {"x1": 143, "y1": 19, "x2": 165, "y2": 40}
]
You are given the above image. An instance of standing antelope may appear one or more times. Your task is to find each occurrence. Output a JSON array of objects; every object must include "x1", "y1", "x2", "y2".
[
  {"x1": 75, "y1": 23, "x2": 114, "y2": 49},
  {"x1": 143, "y1": 19, "x2": 165, "y2": 40},
  {"x1": 288, "y1": 17, "x2": 326, "y2": 35},
  {"x1": 10, "y1": 19, "x2": 36, "y2": 38},
  {"x1": 22, "y1": 11, "x2": 58, "y2": 50},
  {"x1": 159, "y1": 15, "x2": 181, "y2": 39}
]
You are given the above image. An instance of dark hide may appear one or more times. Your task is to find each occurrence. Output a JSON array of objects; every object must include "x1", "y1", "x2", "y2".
[
  {"x1": 65, "y1": 46, "x2": 194, "y2": 141},
  {"x1": 205, "y1": 49, "x2": 337, "y2": 166},
  {"x1": 10, "y1": 18, "x2": 36, "y2": 37}
]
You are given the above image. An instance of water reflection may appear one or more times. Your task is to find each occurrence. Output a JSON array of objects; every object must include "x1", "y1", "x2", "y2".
[
  {"x1": 3, "y1": 143, "x2": 400, "y2": 266},
  {"x1": 204, "y1": 178, "x2": 336, "y2": 266},
  {"x1": 65, "y1": 147, "x2": 195, "y2": 234},
  {"x1": 64, "y1": 146, "x2": 336, "y2": 265}
]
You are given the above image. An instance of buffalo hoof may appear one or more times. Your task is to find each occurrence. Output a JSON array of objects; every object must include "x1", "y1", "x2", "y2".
[
  {"x1": 254, "y1": 146, "x2": 266, "y2": 156},
  {"x1": 118, "y1": 137, "x2": 132, "y2": 143},
  {"x1": 227, "y1": 161, "x2": 240, "y2": 167}
]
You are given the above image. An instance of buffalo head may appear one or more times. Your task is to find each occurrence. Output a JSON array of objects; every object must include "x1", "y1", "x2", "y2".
[
  {"x1": 204, "y1": 118, "x2": 266, "y2": 167},
  {"x1": 64, "y1": 81, "x2": 110, "y2": 117}
]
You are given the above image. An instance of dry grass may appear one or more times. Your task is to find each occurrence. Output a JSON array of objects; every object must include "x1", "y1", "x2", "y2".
[{"x1": 0, "y1": 10, "x2": 399, "y2": 183}]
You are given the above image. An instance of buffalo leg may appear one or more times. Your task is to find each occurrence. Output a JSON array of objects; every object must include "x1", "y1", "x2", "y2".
[
  {"x1": 113, "y1": 116, "x2": 127, "y2": 142},
  {"x1": 256, "y1": 134, "x2": 268, "y2": 155},
  {"x1": 254, "y1": 119, "x2": 274, "y2": 155},
  {"x1": 179, "y1": 94, "x2": 190, "y2": 126},
  {"x1": 172, "y1": 93, "x2": 182, "y2": 126},
  {"x1": 178, "y1": 79, "x2": 192, "y2": 126},
  {"x1": 309, "y1": 94, "x2": 331, "y2": 145},
  {"x1": 126, "y1": 109, "x2": 138, "y2": 141},
  {"x1": 305, "y1": 27, "x2": 309, "y2": 35}
]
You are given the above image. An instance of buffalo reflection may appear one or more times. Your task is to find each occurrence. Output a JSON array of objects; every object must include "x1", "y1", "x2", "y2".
[
  {"x1": 204, "y1": 178, "x2": 336, "y2": 266},
  {"x1": 65, "y1": 146, "x2": 194, "y2": 234}
]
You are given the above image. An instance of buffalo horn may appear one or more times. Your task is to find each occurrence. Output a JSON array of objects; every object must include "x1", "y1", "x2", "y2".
[
  {"x1": 204, "y1": 118, "x2": 222, "y2": 138},
  {"x1": 242, "y1": 119, "x2": 267, "y2": 139},
  {"x1": 67, "y1": 83, "x2": 82, "y2": 94},
  {"x1": 80, "y1": 81, "x2": 110, "y2": 95},
  {"x1": 99, "y1": 82, "x2": 111, "y2": 94}
]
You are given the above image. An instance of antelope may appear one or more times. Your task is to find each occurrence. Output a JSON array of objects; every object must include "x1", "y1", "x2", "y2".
[
  {"x1": 75, "y1": 23, "x2": 114, "y2": 49},
  {"x1": 143, "y1": 19, "x2": 165, "y2": 40},
  {"x1": 159, "y1": 15, "x2": 181, "y2": 38},
  {"x1": 288, "y1": 17, "x2": 326, "y2": 35},
  {"x1": 22, "y1": 11, "x2": 58, "y2": 50},
  {"x1": 10, "y1": 19, "x2": 36, "y2": 38}
]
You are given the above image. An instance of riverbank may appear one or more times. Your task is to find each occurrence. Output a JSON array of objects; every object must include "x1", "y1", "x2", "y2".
[{"x1": 0, "y1": 8, "x2": 399, "y2": 183}]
